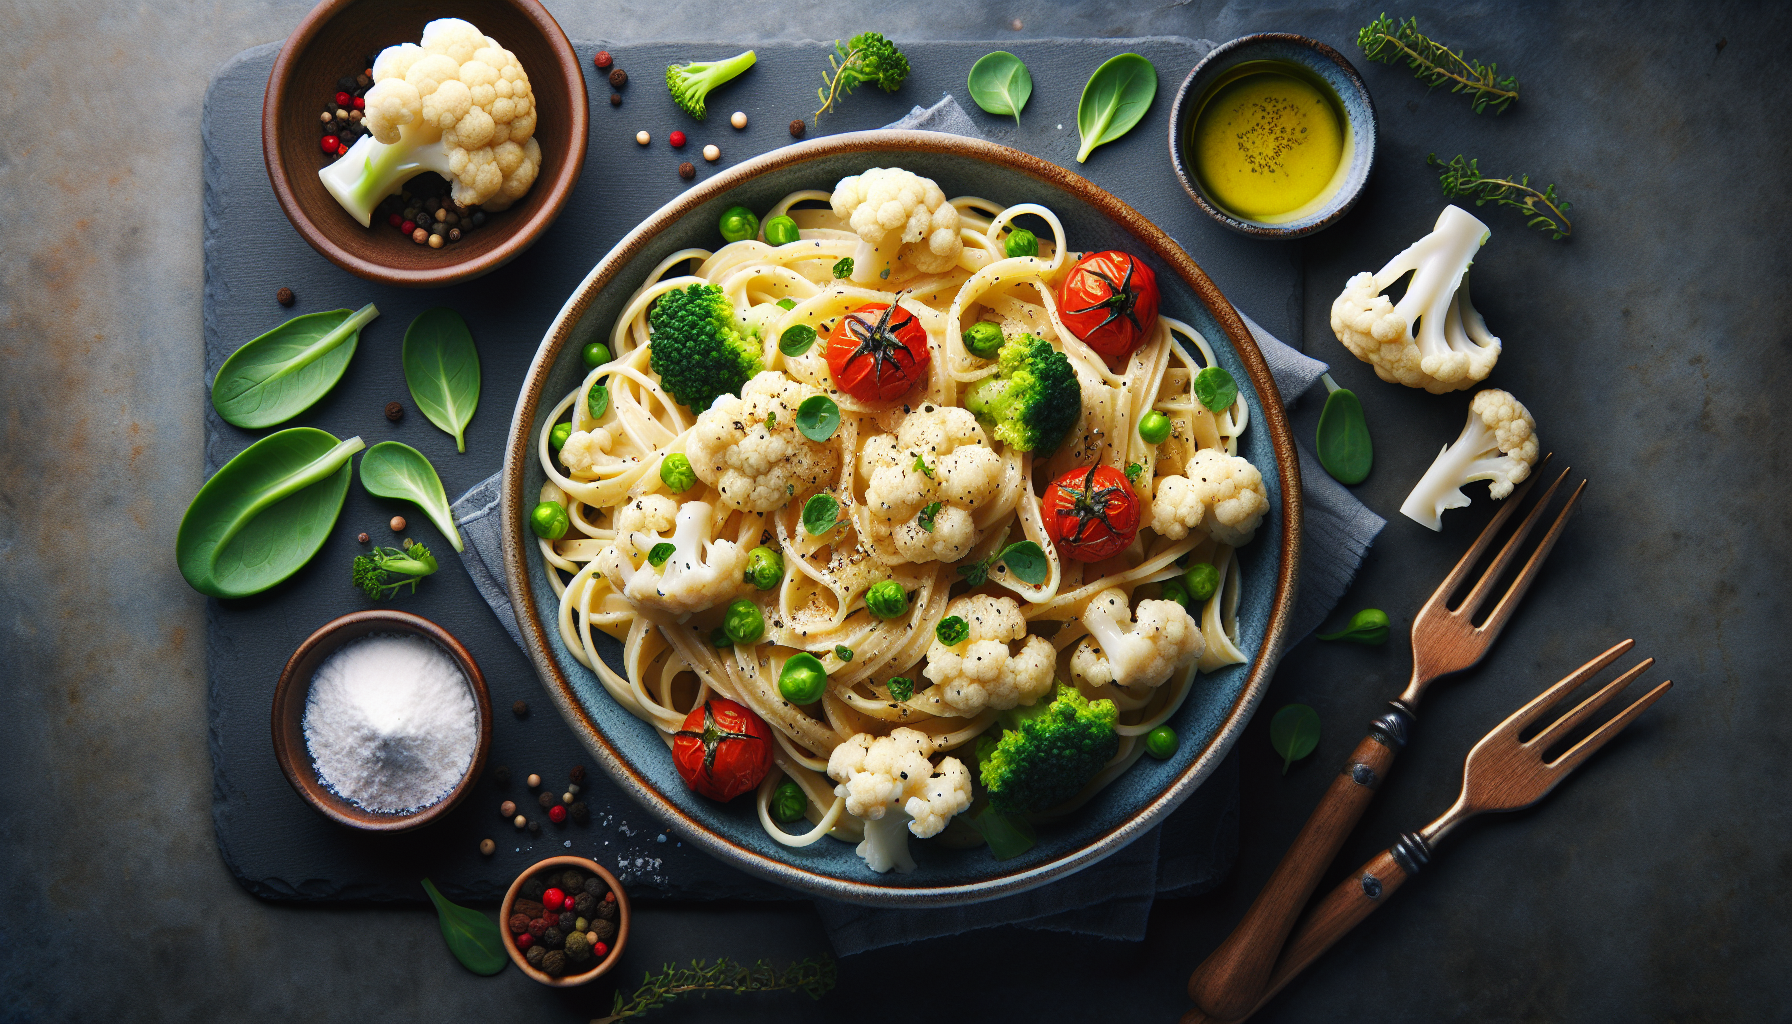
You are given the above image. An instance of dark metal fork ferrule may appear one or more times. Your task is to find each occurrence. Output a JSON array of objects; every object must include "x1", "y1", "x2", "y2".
[
  {"x1": 1369, "y1": 701, "x2": 1416, "y2": 750},
  {"x1": 1342, "y1": 762, "x2": 1381, "y2": 789},
  {"x1": 1390, "y1": 831, "x2": 1433, "y2": 876}
]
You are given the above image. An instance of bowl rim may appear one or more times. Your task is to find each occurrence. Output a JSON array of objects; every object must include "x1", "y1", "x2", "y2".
[
  {"x1": 499, "y1": 855, "x2": 631, "y2": 985},
  {"x1": 260, "y1": 0, "x2": 589, "y2": 287},
  {"x1": 1167, "y1": 32, "x2": 1378, "y2": 240},
  {"x1": 270, "y1": 609, "x2": 492, "y2": 832},
  {"x1": 498, "y1": 129, "x2": 1303, "y2": 905}
]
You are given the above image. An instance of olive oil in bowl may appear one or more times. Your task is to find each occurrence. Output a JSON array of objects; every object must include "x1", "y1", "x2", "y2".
[{"x1": 1187, "y1": 61, "x2": 1352, "y2": 224}]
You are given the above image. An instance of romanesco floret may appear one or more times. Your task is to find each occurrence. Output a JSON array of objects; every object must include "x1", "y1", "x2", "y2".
[
  {"x1": 1071, "y1": 588, "x2": 1205, "y2": 690},
  {"x1": 963, "y1": 332, "x2": 1082, "y2": 455},
  {"x1": 858, "y1": 405, "x2": 1002, "y2": 564},
  {"x1": 1149, "y1": 449, "x2": 1270, "y2": 547},
  {"x1": 829, "y1": 167, "x2": 963, "y2": 284},
  {"x1": 687, "y1": 371, "x2": 841, "y2": 513},
  {"x1": 648, "y1": 282, "x2": 764, "y2": 413},
  {"x1": 826, "y1": 728, "x2": 971, "y2": 874},
  {"x1": 664, "y1": 50, "x2": 757, "y2": 120},
  {"x1": 921, "y1": 594, "x2": 1055, "y2": 714},
  {"x1": 1330, "y1": 205, "x2": 1502, "y2": 394},
  {"x1": 979, "y1": 684, "x2": 1120, "y2": 816},
  {"x1": 593, "y1": 498, "x2": 749, "y2": 615},
  {"x1": 1400, "y1": 388, "x2": 1539, "y2": 531}
]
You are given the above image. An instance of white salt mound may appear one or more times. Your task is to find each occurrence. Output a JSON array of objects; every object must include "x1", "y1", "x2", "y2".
[{"x1": 303, "y1": 633, "x2": 478, "y2": 813}]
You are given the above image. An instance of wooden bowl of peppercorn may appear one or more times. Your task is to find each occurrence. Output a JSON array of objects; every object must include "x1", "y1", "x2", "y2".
[
  {"x1": 262, "y1": 0, "x2": 588, "y2": 287},
  {"x1": 501, "y1": 856, "x2": 630, "y2": 985}
]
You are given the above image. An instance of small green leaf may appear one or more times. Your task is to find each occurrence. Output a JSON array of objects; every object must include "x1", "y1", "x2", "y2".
[
  {"x1": 886, "y1": 676, "x2": 915, "y2": 701},
  {"x1": 802, "y1": 493, "x2": 839, "y2": 535},
  {"x1": 766, "y1": 411, "x2": 777, "y2": 428},
  {"x1": 832, "y1": 257, "x2": 854, "y2": 279},
  {"x1": 1317, "y1": 608, "x2": 1391, "y2": 645},
  {"x1": 936, "y1": 615, "x2": 970, "y2": 645},
  {"x1": 1074, "y1": 53, "x2": 1158, "y2": 163},
  {"x1": 967, "y1": 51, "x2": 1034, "y2": 123},
  {"x1": 587, "y1": 381, "x2": 610, "y2": 419},
  {"x1": 1316, "y1": 374, "x2": 1372, "y2": 484},
  {"x1": 1124, "y1": 462, "x2": 1144, "y2": 485},
  {"x1": 777, "y1": 298, "x2": 797, "y2": 311},
  {"x1": 648, "y1": 542, "x2": 676, "y2": 567},
  {"x1": 780, "y1": 324, "x2": 818, "y2": 357},
  {"x1": 918, "y1": 501, "x2": 942, "y2": 533},
  {"x1": 1270, "y1": 704, "x2": 1322, "y2": 775},
  {"x1": 358, "y1": 442, "x2": 464, "y2": 552},
  {"x1": 996, "y1": 541, "x2": 1049, "y2": 586},
  {"x1": 211, "y1": 304, "x2": 380, "y2": 429},
  {"x1": 795, "y1": 395, "x2": 841, "y2": 441},
  {"x1": 1193, "y1": 366, "x2": 1238, "y2": 412},
  {"x1": 913, "y1": 453, "x2": 934, "y2": 478},
  {"x1": 834, "y1": 645, "x2": 854, "y2": 662},
  {"x1": 420, "y1": 878, "x2": 507, "y2": 976},
  {"x1": 402, "y1": 308, "x2": 481, "y2": 453},
  {"x1": 969, "y1": 806, "x2": 1037, "y2": 859}
]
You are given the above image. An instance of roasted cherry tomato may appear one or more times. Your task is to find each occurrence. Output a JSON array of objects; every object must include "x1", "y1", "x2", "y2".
[
  {"x1": 1056, "y1": 250, "x2": 1160, "y2": 367},
  {"x1": 825, "y1": 297, "x2": 931, "y2": 403},
  {"x1": 1044, "y1": 464, "x2": 1141, "y2": 562},
  {"x1": 670, "y1": 698, "x2": 773, "y2": 801}
]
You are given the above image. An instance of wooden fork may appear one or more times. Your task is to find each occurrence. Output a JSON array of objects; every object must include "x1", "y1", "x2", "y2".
[
  {"x1": 1182, "y1": 640, "x2": 1672, "y2": 1024},
  {"x1": 1187, "y1": 455, "x2": 1584, "y2": 1021}
]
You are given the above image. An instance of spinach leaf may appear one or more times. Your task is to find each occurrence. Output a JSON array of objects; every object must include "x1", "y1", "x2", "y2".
[
  {"x1": 420, "y1": 878, "x2": 507, "y2": 976},
  {"x1": 1269, "y1": 704, "x2": 1322, "y2": 775},
  {"x1": 211, "y1": 304, "x2": 380, "y2": 429},
  {"x1": 995, "y1": 541, "x2": 1049, "y2": 586},
  {"x1": 831, "y1": 257, "x2": 854, "y2": 279},
  {"x1": 358, "y1": 442, "x2": 464, "y2": 552},
  {"x1": 967, "y1": 51, "x2": 1033, "y2": 123},
  {"x1": 648, "y1": 542, "x2": 676, "y2": 567},
  {"x1": 587, "y1": 380, "x2": 610, "y2": 419},
  {"x1": 402, "y1": 308, "x2": 481, "y2": 453},
  {"x1": 801, "y1": 493, "x2": 840, "y2": 535},
  {"x1": 779, "y1": 324, "x2": 818, "y2": 357},
  {"x1": 1193, "y1": 366, "x2": 1238, "y2": 412},
  {"x1": 1075, "y1": 53, "x2": 1157, "y2": 163},
  {"x1": 1315, "y1": 373, "x2": 1373, "y2": 484},
  {"x1": 1317, "y1": 608, "x2": 1390, "y2": 645},
  {"x1": 969, "y1": 806, "x2": 1036, "y2": 860},
  {"x1": 795, "y1": 395, "x2": 840, "y2": 441},
  {"x1": 176, "y1": 428, "x2": 364, "y2": 598}
]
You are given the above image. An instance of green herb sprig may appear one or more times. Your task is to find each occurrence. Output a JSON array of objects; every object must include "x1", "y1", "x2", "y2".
[
  {"x1": 1428, "y1": 153, "x2": 1574, "y2": 240},
  {"x1": 593, "y1": 956, "x2": 837, "y2": 1024},
  {"x1": 1357, "y1": 14, "x2": 1519, "y2": 114},
  {"x1": 813, "y1": 32, "x2": 910, "y2": 122},
  {"x1": 352, "y1": 541, "x2": 438, "y2": 600}
]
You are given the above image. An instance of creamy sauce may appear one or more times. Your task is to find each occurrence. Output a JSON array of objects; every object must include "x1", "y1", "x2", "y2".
[{"x1": 1190, "y1": 65, "x2": 1347, "y2": 221}]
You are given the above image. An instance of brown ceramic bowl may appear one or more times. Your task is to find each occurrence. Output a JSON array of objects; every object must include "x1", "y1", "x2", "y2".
[
  {"x1": 262, "y1": 0, "x2": 588, "y2": 287},
  {"x1": 270, "y1": 610, "x2": 492, "y2": 832},
  {"x1": 500, "y1": 856, "x2": 631, "y2": 985}
]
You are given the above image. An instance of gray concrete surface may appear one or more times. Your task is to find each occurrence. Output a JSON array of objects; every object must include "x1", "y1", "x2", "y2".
[{"x1": 2, "y1": 1, "x2": 1787, "y2": 1022}]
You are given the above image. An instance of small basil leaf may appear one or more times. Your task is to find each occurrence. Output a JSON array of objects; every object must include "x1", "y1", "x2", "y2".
[
  {"x1": 834, "y1": 645, "x2": 854, "y2": 662},
  {"x1": 913, "y1": 454, "x2": 934, "y2": 478},
  {"x1": 779, "y1": 324, "x2": 818, "y2": 357},
  {"x1": 776, "y1": 298, "x2": 797, "y2": 311},
  {"x1": 996, "y1": 541, "x2": 1048, "y2": 586},
  {"x1": 357, "y1": 442, "x2": 464, "y2": 552},
  {"x1": 1316, "y1": 378, "x2": 1373, "y2": 484},
  {"x1": 1075, "y1": 53, "x2": 1158, "y2": 163},
  {"x1": 967, "y1": 51, "x2": 1033, "y2": 123},
  {"x1": 648, "y1": 542, "x2": 676, "y2": 567},
  {"x1": 420, "y1": 878, "x2": 507, "y2": 976},
  {"x1": 1317, "y1": 608, "x2": 1391, "y2": 645},
  {"x1": 1193, "y1": 366, "x2": 1238, "y2": 412},
  {"x1": 1269, "y1": 704, "x2": 1322, "y2": 775},
  {"x1": 918, "y1": 501, "x2": 942, "y2": 533},
  {"x1": 795, "y1": 395, "x2": 841, "y2": 441},
  {"x1": 587, "y1": 380, "x2": 610, "y2": 419},
  {"x1": 936, "y1": 616, "x2": 970, "y2": 645},
  {"x1": 969, "y1": 807, "x2": 1037, "y2": 860},
  {"x1": 886, "y1": 676, "x2": 915, "y2": 701},
  {"x1": 402, "y1": 308, "x2": 482, "y2": 453},
  {"x1": 832, "y1": 257, "x2": 854, "y2": 279},
  {"x1": 801, "y1": 493, "x2": 839, "y2": 535}
]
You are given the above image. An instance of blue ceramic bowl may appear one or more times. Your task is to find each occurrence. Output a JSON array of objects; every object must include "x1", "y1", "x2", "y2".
[
  {"x1": 1169, "y1": 34, "x2": 1377, "y2": 239},
  {"x1": 501, "y1": 131, "x2": 1301, "y2": 906}
]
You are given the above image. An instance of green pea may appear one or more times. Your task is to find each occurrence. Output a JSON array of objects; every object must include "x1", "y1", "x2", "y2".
[
  {"x1": 1160, "y1": 576, "x2": 1191, "y2": 607},
  {"x1": 1145, "y1": 726, "x2": 1179, "y2": 759},
  {"x1": 744, "y1": 546, "x2": 784, "y2": 590},
  {"x1": 529, "y1": 501, "x2": 569, "y2": 540},
  {"x1": 1138, "y1": 410, "x2": 1172, "y2": 445},
  {"x1": 865, "y1": 580, "x2": 910, "y2": 619},
  {"x1": 763, "y1": 215, "x2": 800, "y2": 246},
  {"x1": 660, "y1": 453, "x2": 697, "y2": 493},
  {"x1": 723, "y1": 599, "x2": 765, "y2": 645},
  {"x1": 718, "y1": 205, "x2": 760, "y2": 243},
  {"x1": 1004, "y1": 228, "x2": 1039, "y2": 258},
  {"x1": 549, "y1": 422, "x2": 573, "y2": 452},
  {"x1": 581, "y1": 342, "x2": 612, "y2": 369},
  {"x1": 964, "y1": 321, "x2": 1006, "y2": 360},
  {"x1": 770, "y1": 779, "x2": 807, "y2": 823},
  {"x1": 778, "y1": 652, "x2": 828, "y2": 705},
  {"x1": 1184, "y1": 562, "x2": 1220, "y2": 603}
]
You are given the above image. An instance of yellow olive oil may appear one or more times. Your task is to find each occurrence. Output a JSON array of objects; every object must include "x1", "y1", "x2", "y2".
[{"x1": 1189, "y1": 62, "x2": 1350, "y2": 223}]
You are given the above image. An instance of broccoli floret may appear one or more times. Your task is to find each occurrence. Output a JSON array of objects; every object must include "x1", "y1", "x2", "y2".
[
  {"x1": 979, "y1": 684, "x2": 1120, "y2": 816},
  {"x1": 648, "y1": 283, "x2": 764, "y2": 412},
  {"x1": 352, "y1": 541, "x2": 438, "y2": 600},
  {"x1": 814, "y1": 32, "x2": 911, "y2": 120},
  {"x1": 963, "y1": 333, "x2": 1082, "y2": 455},
  {"x1": 665, "y1": 50, "x2": 757, "y2": 121}
]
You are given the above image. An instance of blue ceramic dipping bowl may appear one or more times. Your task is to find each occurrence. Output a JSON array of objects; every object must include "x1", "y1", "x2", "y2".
[
  {"x1": 1169, "y1": 34, "x2": 1377, "y2": 240},
  {"x1": 501, "y1": 130, "x2": 1301, "y2": 906}
]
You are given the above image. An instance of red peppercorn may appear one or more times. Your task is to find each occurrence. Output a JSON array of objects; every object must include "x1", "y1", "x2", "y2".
[
  {"x1": 353, "y1": 96, "x2": 365, "y2": 110},
  {"x1": 320, "y1": 136, "x2": 338, "y2": 154},
  {"x1": 593, "y1": 941, "x2": 609, "y2": 958},
  {"x1": 548, "y1": 804, "x2": 568, "y2": 824},
  {"x1": 593, "y1": 50, "x2": 613, "y2": 69},
  {"x1": 401, "y1": 219, "x2": 416, "y2": 234},
  {"x1": 669, "y1": 130, "x2": 686, "y2": 148},
  {"x1": 542, "y1": 887, "x2": 565, "y2": 912},
  {"x1": 335, "y1": 91, "x2": 351, "y2": 107},
  {"x1": 515, "y1": 932, "x2": 533, "y2": 950},
  {"x1": 603, "y1": 891, "x2": 616, "y2": 903},
  {"x1": 387, "y1": 213, "x2": 403, "y2": 228}
]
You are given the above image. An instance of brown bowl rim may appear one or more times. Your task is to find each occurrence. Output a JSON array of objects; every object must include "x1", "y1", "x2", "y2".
[
  {"x1": 499, "y1": 855, "x2": 631, "y2": 985},
  {"x1": 499, "y1": 129, "x2": 1303, "y2": 905},
  {"x1": 270, "y1": 609, "x2": 493, "y2": 832},
  {"x1": 260, "y1": 0, "x2": 589, "y2": 287}
]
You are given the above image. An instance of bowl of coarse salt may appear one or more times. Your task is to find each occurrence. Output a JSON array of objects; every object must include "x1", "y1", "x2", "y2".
[{"x1": 272, "y1": 610, "x2": 492, "y2": 832}]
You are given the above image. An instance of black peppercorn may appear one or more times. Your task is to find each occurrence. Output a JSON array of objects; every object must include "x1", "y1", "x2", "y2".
[
  {"x1": 493, "y1": 764, "x2": 511, "y2": 785},
  {"x1": 583, "y1": 876, "x2": 608, "y2": 899},
  {"x1": 560, "y1": 869, "x2": 585, "y2": 891},
  {"x1": 595, "y1": 899, "x2": 618, "y2": 921},
  {"x1": 538, "y1": 791, "x2": 556, "y2": 809},
  {"x1": 569, "y1": 800, "x2": 590, "y2": 824},
  {"x1": 338, "y1": 75, "x2": 356, "y2": 91},
  {"x1": 569, "y1": 765, "x2": 586, "y2": 784},
  {"x1": 276, "y1": 286, "x2": 295, "y2": 306},
  {"x1": 559, "y1": 910, "x2": 577, "y2": 932},
  {"x1": 384, "y1": 400, "x2": 403, "y2": 422},
  {"x1": 528, "y1": 820, "x2": 541, "y2": 835},
  {"x1": 608, "y1": 68, "x2": 627, "y2": 88},
  {"x1": 573, "y1": 892, "x2": 596, "y2": 917},
  {"x1": 542, "y1": 926, "x2": 565, "y2": 949},
  {"x1": 471, "y1": 211, "x2": 487, "y2": 227},
  {"x1": 513, "y1": 700, "x2": 529, "y2": 718},
  {"x1": 789, "y1": 119, "x2": 806, "y2": 138},
  {"x1": 678, "y1": 161, "x2": 695, "y2": 180},
  {"x1": 524, "y1": 944, "x2": 546, "y2": 969},
  {"x1": 520, "y1": 877, "x2": 546, "y2": 900},
  {"x1": 541, "y1": 949, "x2": 567, "y2": 976},
  {"x1": 591, "y1": 918, "x2": 616, "y2": 942},
  {"x1": 609, "y1": 93, "x2": 621, "y2": 107},
  {"x1": 448, "y1": 228, "x2": 462, "y2": 243}
]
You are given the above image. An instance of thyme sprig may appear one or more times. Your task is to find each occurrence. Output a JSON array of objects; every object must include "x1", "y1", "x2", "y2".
[
  {"x1": 1358, "y1": 14, "x2": 1519, "y2": 114},
  {"x1": 592, "y1": 957, "x2": 837, "y2": 1024},
  {"x1": 1428, "y1": 154, "x2": 1573, "y2": 240}
]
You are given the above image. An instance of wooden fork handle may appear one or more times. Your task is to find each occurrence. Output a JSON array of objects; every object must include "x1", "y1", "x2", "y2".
[{"x1": 1185, "y1": 703, "x2": 1414, "y2": 1020}]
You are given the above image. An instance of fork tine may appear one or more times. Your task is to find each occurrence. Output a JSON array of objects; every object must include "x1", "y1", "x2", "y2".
[
  {"x1": 1546, "y1": 679, "x2": 1673, "y2": 776},
  {"x1": 1455, "y1": 464, "x2": 1571, "y2": 619},
  {"x1": 1495, "y1": 639, "x2": 1636, "y2": 737},
  {"x1": 1528, "y1": 658, "x2": 1655, "y2": 750},
  {"x1": 1419, "y1": 454, "x2": 1553, "y2": 616},
  {"x1": 1474, "y1": 477, "x2": 1586, "y2": 636}
]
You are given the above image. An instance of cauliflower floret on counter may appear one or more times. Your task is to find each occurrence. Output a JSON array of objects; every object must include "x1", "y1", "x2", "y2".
[
  {"x1": 921, "y1": 594, "x2": 1056, "y2": 714},
  {"x1": 830, "y1": 167, "x2": 963, "y2": 284},
  {"x1": 687, "y1": 371, "x2": 841, "y2": 513},
  {"x1": 1400, "y1": 388, "x2": 1539, "y2": 531},
  {"x1": 826, "y1": 728, "x2": 972, "y2": 873},
  {"x1": 593, "y1": 499, "x2": 748, "y2": 615},
  {"x1": 1071, "y1": 588, "x2": 1205, "y2": 690},
  {"x1": 859, "y1": 405, "x2": 1003, "y2": 564},
  {"x1": 557, "y1": 426, "x2": 617, "y2": 474},
  {"x1": 1150, "y1": 450, "x2": 1270, "y2": 548}
]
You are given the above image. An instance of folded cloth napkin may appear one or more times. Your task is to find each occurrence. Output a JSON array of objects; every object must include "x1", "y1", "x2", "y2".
[{"x1": 449, "y1": 95, "x2": 1383, "y2": 955}]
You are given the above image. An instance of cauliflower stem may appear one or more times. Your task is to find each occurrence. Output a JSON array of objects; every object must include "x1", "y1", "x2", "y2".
[
  {"x1": 1400, "y1": 388, "x2": 1539, "y2": 531},
  {"x1": 321, "y1": 132, "x2": 452, "y2": 228}
]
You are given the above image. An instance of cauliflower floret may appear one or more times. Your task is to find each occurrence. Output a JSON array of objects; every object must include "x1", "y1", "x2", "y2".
[
  {"x1": 826, "y1": 728, "x2": 972, "y2": 874},
  {"x1": 687, "y1": 371, "x2": 841, "y2": 513},
  {"x1": 1150, "y1": 450, "x2": 1270, "y2": 547},
  {"x1": 830, "y1": 167, "x2": 964, "y2": 284},
  {"x1": 557, "y1": 426, "x2": 617, "y2": 474},
  {"x1": 921, "y1": 594, "x2": 1056, "y2": 714},
  {"x1": 1400, "y1": 388, "x2": 1539, "y2": 531},
  {"x1": 859, "y1": 405, "x2": 1002, "y2": 564},
  {"x1": 593, "y1": 499, "x2": 748, "y2": 615},
  {"x1": 1071, "y1": 588, "x2": 1205, "y2": 690}
]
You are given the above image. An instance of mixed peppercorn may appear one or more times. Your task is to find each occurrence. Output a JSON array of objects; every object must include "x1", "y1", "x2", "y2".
[
  {"x1": 510, "y1": 866, "x2": 619, "y2": 976},
  {"x1": 490, "y1": 764, "x2": 592, "y2": 839},
  {"x1": 316, "y1": 63, "x2": 375, "y2": 157}
]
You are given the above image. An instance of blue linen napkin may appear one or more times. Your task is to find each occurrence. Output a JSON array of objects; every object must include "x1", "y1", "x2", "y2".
[{"x1": 449, "y1": 95, "x2": 1383, "y2": 954}]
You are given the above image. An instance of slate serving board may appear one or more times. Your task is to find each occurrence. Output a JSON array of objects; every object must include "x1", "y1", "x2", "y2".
[{"x1": 203, "y1": 35, "x2": 1301, "y2": 904}]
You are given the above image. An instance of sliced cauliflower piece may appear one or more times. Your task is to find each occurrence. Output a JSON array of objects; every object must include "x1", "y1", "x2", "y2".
[
  {"x1": 593, "y1": 499, "x2": 748, "y2": 615},
  {"x1": 1071, "y1": 588, "x2": 1205, "y2": 690},
  {"x1": 859, "y1": 405, "x2": 1002, "y2": 565},
  {"x1": 1150, "y1": 449, "x2": 1270, "y2": 547},
  {"x1": 687, "y1": 371, "x2": 841, "y2": 513},
  {"x1": 826, "y1": 728, "x2": 972, "y2": 874},
  {"x1": 1400, "y1": 388, "x2": 1539, "y2": 531},
  {"x1": 922, "y1": 594, "x2": 1055, "y2": 714},
  {"x1": 557, "y1": 426, "x2": 617, "y2": 474},
  {"x1": 830, "y1": 167, "x2": 963, "y2": 284}
]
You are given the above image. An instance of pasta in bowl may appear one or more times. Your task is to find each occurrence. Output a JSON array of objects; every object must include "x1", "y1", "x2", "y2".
[{"x1": 502, "y1": 132, "x2": 1300, "y2": 905}]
